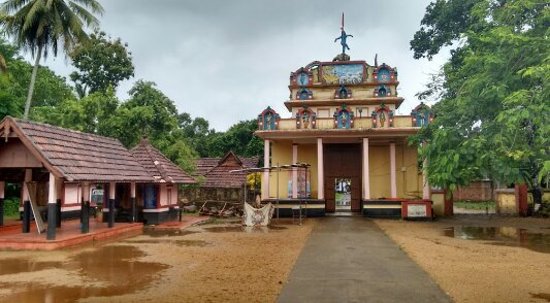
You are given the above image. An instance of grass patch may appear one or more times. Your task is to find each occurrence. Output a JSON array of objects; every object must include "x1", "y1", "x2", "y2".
[{"x1": 454, "y1": 200, "x2": 495, "y2": 210}]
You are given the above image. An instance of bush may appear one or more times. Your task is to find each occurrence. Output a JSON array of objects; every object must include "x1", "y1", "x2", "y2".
[{"x1": 3, "y1": 197, "x2": 20, "y2": 217}]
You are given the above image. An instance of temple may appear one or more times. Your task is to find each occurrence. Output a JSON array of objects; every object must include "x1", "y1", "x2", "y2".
[{"x1": 255, "y1": 24, "x2": 437, "y2": 218}]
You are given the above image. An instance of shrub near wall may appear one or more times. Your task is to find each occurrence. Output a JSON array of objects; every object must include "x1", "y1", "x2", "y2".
[{"x1": 3, "y1": 197, "x2": 20, "y2": 218}]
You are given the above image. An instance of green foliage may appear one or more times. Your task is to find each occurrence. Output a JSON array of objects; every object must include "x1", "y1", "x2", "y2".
[
  {"x1": 70, "y1": 31, "x2": 134, "y2": 97},
  {"x1": 0, "y1": 0, "x2": 104, "y2": 118},
  {"x1": 33, "y1": 90, "x2": 119, "y2": 133},
  {"x1": 0, "y1": 38, "x2": 74, "y2": 120},
  {"x1": 411, "y1": 0, "x2": 549, "y2": 206},
  {"x1": 454, "y1": 200, "x2": 495, "y2": 210},
  {"x1": 203, "y1": 120, "x2": 263, "y2": 158},
  {"x1": 0, "y1": 0, "x2": 103, "y2": 59},
  {"x1": 3, "y1": 197, "x2": 20, "y2": 218}
]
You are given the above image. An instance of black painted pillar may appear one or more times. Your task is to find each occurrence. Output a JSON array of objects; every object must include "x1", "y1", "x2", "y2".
[
  {"x1": 0, "y1": 198, "x2": 4, "y2": 226},
  {"x1": 108, "y1": 198, "x2": 115, "y2": 228},
  {"x1": 47, "y1": 173, "x2": 58, "y2": 240},
  {"x1": 47, "y1": 203, "x2": 57, "y2": 240},
  {"x1": 131, "y1": 197, "x2": 136, "y2": 223},
  {"x1": 22, "y1": 200, "x2": 31, "y2": 233},
  {"x1": 0, "y1": 181, "x2": 4, "y2": 226},
  {"x1": 81, "y1": 201, "x2": 90, "y2": 233},
  {"x1": 56, "y1": 198, "x2": 62, "y2": 228}
]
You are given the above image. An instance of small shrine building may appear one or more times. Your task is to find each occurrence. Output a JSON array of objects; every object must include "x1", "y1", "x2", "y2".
[
  {"x1": 0, "y1": 117, "x2": 196, "y2": 240},
  {"x1": 255, "y1": 23, "x2": 438, "y2": 218}
]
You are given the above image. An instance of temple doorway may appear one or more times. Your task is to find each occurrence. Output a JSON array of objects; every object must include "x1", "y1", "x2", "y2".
[
  {"x1": 335, "y1": 178, "x2": 352, "y2": 210},
  {"x1": 324, "y1": 144, "x2": 362, "y2": 212}
]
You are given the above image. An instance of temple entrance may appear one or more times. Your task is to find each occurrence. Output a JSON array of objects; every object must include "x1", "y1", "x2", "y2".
[
  {"x1": 324, "y1": 144, "x2": 361, "y2": 212},
  {"x1": 335, "y1": 178, "x2": 352, "y2": 210}
]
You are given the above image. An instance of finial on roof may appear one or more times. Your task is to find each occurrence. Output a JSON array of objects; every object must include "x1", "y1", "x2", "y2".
[
  {"x1": 334, "y1": 12, "x2": 353, "y2": 56},
  {"x1": 375, "y1": 53, "x2": 378, "y2": 67}
]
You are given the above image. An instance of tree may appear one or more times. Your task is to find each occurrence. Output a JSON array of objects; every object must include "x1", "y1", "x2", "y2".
[
  {"x1": 411, "y1": 0, "x2": 549, "y2": 210},
  {"x1": 0, "y1": 0, "x2": 104, "y2": 119},
  {"x1": 0, "y1": 52, "x2": 5, "y2": 73},
  {"x1": 0, "y1": 38, "x2": 74, "y2": 119},
  {"x1": 70, "y1": 31, "x2": 134, "y2": 97},
  {"x1": 33, "y1": 89, "x2": 119, "y2": 133},
  {"x1": 202, "y1": 120, "x2": 263, "y2": 158}
]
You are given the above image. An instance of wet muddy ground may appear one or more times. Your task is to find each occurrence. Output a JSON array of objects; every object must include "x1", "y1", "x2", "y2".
[
  {"x1": 0, "y1": 218, "x2": 314, "y2": 303},
  {"x1": 375, "y1": 216, "x2": 550, "y2": 303}
]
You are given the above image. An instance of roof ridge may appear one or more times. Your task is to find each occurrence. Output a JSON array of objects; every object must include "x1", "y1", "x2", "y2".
[{"x1": 13, "y1": 117, "x2": 121, "y2": 143}]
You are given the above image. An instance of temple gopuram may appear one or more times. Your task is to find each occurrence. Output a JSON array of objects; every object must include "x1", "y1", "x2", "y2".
[{"x1": 255, "y1": 18, "x2": 440, "y2": 218}]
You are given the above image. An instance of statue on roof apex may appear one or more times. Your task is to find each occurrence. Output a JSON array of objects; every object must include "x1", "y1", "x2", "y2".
[{"x1": 334, "y1": 12, "x2": 353, "y2": 55}]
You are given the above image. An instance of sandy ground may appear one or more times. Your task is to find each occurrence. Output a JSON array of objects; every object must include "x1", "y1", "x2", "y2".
[
  {"x1": 374, "y1": 216, "x2": 550, "y2": 303},
  {"x1": 0, "y1": 218, "x2": 315, "y2": 303}
]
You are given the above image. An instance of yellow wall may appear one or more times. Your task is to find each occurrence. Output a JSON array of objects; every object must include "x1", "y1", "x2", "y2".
[
  {"x1": 298, "y1": 144, "x2": 318, "y2": 199},
  {"x1": 496, "y1": 189, "x2": 516, "y2": 215},
  {"x1": 269, "y1": 141, "x2": 293, "y2": 199},
  {"x1": 431, "y1": 192, "x2": 445, "y2": 216},
  {"x1": 268, "y1": 141, "x2": 422, "y2": 201},
  {"x1": 399, "y1": 144, "x2": 423, "y2": 198},
  {"x1": 369, "y1": 146, "x2": 390, "y2": 198},
  {"x1": 269, "y1": 142, "x2": 319, "y2": 199}
]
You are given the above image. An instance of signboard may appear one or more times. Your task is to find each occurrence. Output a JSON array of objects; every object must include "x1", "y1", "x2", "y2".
[{"x1": 407, "y1": 204, "x2": 427, "y2": 218}]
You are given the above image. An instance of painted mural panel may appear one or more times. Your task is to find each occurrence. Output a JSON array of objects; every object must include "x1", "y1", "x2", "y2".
[{"x1": 322, "y1": 64, "x2": 363, "y2": 85}]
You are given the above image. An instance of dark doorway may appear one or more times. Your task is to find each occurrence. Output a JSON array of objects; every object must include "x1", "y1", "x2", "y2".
[{"x1": 324, "y1": 144, "x2": 361, "y2": 212}]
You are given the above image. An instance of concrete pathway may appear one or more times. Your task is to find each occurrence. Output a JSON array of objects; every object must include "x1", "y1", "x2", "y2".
[{"x1": 278, "y1": 217, "x2": 451, "y2": 303}]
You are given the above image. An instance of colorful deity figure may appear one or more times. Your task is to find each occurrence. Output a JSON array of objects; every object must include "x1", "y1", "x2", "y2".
[
  {"x1": 334, "y1": 105, "x2": 354, "y2": 129},
  {"x1": 258, "y1": 106, "x2": 280, "y2": 130},
  {"x1": 379, "y1": 110, "x2": 386, "y2": 128},
  {"x1": 411, "y1": 102, "x2": 433, "y2": 127}
]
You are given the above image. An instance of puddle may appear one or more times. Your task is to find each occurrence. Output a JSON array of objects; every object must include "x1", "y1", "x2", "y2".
[
  {"x1": 0, "y1": 245, "x2": 169, "y2": 302},
  {"x1": 125, "y1": 239, "x2": 209, "y2": 247},
  {"x1": 531, "y1": 293, "x2": 550, "y2": 302},
  {"x1": 204, "y1": 225, "x2": 287, "y2": 233},
  {"x1": 444, "y1": 226, "x2": 550, "y2": 254},
  {"x1": 0, "y1": 260, "x2": 60, "y2": 276},
  {"x1": 143, "y1": 229, "x2": 197, "y2": 237}
]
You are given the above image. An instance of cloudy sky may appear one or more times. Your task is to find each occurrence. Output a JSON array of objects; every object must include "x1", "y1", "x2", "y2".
[{"x1": 40, "y1": 0, "x2": 448, "y2": 131}]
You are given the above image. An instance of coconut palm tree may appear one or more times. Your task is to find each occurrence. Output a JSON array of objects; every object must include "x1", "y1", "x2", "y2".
[{"x1": 0, "y1": 0, "x2": 104, "y2": 119}]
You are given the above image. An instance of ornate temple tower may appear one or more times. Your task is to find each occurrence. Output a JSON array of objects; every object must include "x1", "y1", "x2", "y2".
[{"x1": 255, "y1": 17, "x2": 434, "y2": 217}]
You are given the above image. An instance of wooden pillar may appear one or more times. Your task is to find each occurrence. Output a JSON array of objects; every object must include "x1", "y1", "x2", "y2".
[
  {"x1": 390, "y1": 143, "x2": 397, "y2": 198},
  {"x1": 47, "y1": 173, "x2": 57, "y2": 240},
  {"x1": 317, "y1": 138, "x2": 324, "y2": 200},
  {"x1": 0, "y1": 181, "x2": 5, "y2": 226},
  {"x1": 55, "y1": 179, "x2": 63, "y2": 228},
  {"x1": 292, "y1": 144, "x2": 298, "y2": 199},
  {"x1": 108, "y1": 182, "x2": 115, "y2": 228},
  {"x1": 362, "y1": 138, "x2": 370, "y2": 200},
  {"x1": 22, "y1": 169, "x2": 32, "y2": 233},
  {"x1": 130, "y1": 182, "x2": 136, "y2": 223},
  {"x1": 262, "y1": 140, "x2": 270, "y2": 200},
  {"x1": 80, "y1": 182, "x2": 90, "y2": 234}
]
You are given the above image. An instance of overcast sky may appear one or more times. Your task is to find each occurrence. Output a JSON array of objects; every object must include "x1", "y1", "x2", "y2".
[{"x1": 39, "y1": 0, "x2": 448, "y2": 131}]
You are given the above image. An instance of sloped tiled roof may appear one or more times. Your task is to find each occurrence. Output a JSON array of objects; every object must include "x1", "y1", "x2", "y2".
[
  {"x1": 0, "y1": 116, "x2": 153, "y2": 182},
  {"x1": 130, "y1": 138, "x2": 196, "y2": 184},
  {"x1": 195, "y1": 157, "x2": 220, "y2": 176},
  {"x1": 197, "y1": 151, "x2": 259, "y2": 188}
]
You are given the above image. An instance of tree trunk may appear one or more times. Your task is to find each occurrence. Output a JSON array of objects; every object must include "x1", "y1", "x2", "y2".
[{"x1": 23, "y1": 45, "x2": 43, "y2": 120}]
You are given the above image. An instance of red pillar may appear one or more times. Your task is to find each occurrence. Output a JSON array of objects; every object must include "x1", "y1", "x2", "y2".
[
  {"x1": 515, "y1": 184, "x2": 528, "y2": 217},
  {"x1": 444, "y1": 189, "x2": 454, "y2": 216}
]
